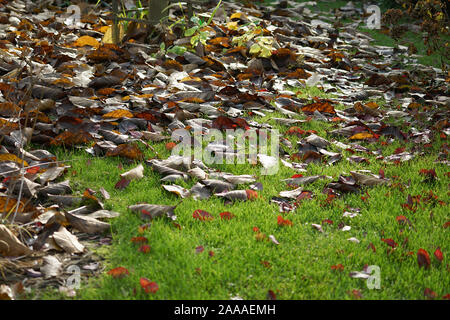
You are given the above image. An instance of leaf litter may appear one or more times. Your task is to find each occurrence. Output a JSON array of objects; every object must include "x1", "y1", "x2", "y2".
[{"x1": 0, "y1": 0, "x2": 448, "y2": 298}]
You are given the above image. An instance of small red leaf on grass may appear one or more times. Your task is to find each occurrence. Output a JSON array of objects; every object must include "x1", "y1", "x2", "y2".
[
  {"x1": 434, "y1": 247, "x2": 443, "y2": 262},
  {"x1": 107, "y1": 267, "x2": 129, "y2": 278},
  {"x1": 140, "y1": 278, "x2": 159, "y2": 294},
  {"x1": 417, "y1": 249, "x2": 431, "y2": 269},
  {"x1": 115, "y1": 177, "x2": 130, "y2": 190},
  {"x1": 277, "y1": 215, "x2": 293, "y2": 226},
  {"x1": 139, "y1": 245, "x2": 151, "y2": 253},
  {"x1": 424, "y1": 288, "x2": 437, "y2": 299},
  {"x1": 192, "y1": 209, "x2": 214, "y2": 221},
  {"x1": 131, "y1": 236, "x2": 148, "y2": 244},
  {"x1": 245, "y1": 189, "x2": 258, "y2": 200},
  {"x1": 220, "y1": 211, "x2": 234, "y2": 220},
  {"x1": 267, "y1": 290, "x2": 277, "y2": 300},
  {"x1": 331, "y1": 264, "x2": 344, "y2": 271},
  {"x1": 195, "y1": 246, "x2": 204, "y2": 254},
  {"x1": 381, "y1": 238, "x2": 398, "y2": 248}
]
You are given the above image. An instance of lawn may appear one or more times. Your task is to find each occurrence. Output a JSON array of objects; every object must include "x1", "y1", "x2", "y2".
[{"x1": 35, "y1": 86, "x2": 449, "y2": 300}]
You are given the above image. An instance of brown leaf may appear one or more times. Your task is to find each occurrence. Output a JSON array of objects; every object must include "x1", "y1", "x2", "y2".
[
  {"x1": 106, "y1": 144, "x2": 143, "y2": 160},
  {"x1": 0, "y1": 224, "x2": 32, "y2": 256}
]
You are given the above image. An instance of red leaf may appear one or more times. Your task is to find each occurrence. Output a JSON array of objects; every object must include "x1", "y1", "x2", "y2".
[
  {"x1": 192, "y1": 209, "x2": 214, "y2": 221},
  {"x1": 381, "y1": 238, "x2": 397, "y2": 248},
  {"x1": 368, "y1": 243, "x2": 376, "y2": 253},
  {"x1": 140, "y1": 278, "x2": 159, "y2": 294},
  {"x1": 195, "y1": 246, "x2": 204, "y2": 254},
  {"x1": 131, "y1": 236, "x2": 148, "y2": 244},
  {"x1": 139, "y1": 245, "x2": 151, "y2": 253},
  {"x1": 220, "y1": 211, "x2": 234, "y2": 220},
  {"x1": 267, "y1": 290, "x2": 277, "y2": 300},
  {"x1": 434, "y1": 247, "x2": 443, "y2": 262},
  {"x1": 252, "y1": 226, "x2": 260, "y2": 233},
  {"x1": 115, "y1": 177, "x2": 130, "y2": 190},
  {"x1": 417, "y1": 248, "x2": 431, "y2": 269},
  {"x1": 424, "y1": 288, "x2": 437, "y2": 299},
  {"x1": 107, "y1": 267, "x2": 130, "y2": 278},
  {"x1": 26, "y1": 166, "x2": 40, "y2": 175},
  {"x1": 245, "y1": 189, "x2": 258, "y2": 200},
  {"x1": 277, "y1": 215, "x2": 293, "y2": 226},
  {"x1": 331, "y1": 264, "x2": 344, "y2": 271}
]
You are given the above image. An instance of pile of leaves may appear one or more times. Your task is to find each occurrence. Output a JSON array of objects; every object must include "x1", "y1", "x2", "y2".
[{"x1": 0, "y1": 0, "x2": 448, "y2": 299}]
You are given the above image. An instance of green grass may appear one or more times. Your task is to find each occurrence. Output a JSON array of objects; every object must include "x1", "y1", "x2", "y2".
[{"x1": 32, "y1": 93, "x2": 449, "y2": 300}]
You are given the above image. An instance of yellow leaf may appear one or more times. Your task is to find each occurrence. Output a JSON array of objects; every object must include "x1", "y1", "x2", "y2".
[
  {"x1": 73, "y1": 35, "x2": 100, "y2": 49},
  {"x1": 102, "y1": 25, "x2": 125, "y2": 44},
  {"x1": 365, "y1": 101, "x2": 379, "y2": 109},
  {"x1": 226, "y1": 21, "x2": 239, "y2": 30},
  {"x1": 349, "y1": 132, "x2": 373, "y2": 140},
  {"x1": 230, "y1": 12, "x2": 248, "y2": 20},
  {"x1": 0, "y1": 154, "x2": 28, "y2": 167}
]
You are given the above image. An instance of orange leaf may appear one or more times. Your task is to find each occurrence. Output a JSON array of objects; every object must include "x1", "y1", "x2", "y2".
[
  {"x1": 140, "y1": 278, "x2": 159, "y2": 293},
  {"x1": 73, "y1": 35, "x2": 100, "y2": 49},
  {"x1": 301, "y1": 101, "x2": 336, "y2": 114},
  {"x1": 102, "y1": 109, "x2": 133, "y2": 118},
  {"x1": 106, "y1": 144, "x2": 143, "y2": 160},
  {"x1": 107, "y1": 267, "x2": 130, "y2": 278}
]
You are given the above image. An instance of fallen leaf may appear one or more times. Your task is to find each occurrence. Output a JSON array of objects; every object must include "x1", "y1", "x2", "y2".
[
  {"x1": 140, "y1": 278, "x2": 159, "y2": 294},
  {"x1": 417, "y1": 248, "x2": 431, "y2": 269}
]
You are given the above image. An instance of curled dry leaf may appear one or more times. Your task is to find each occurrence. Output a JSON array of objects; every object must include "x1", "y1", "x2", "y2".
[
  {"x1": 40, "y1": 255, "x2": 63, "y2": 279},
  {"x1": 120, "y1": 164, "x2": 144, "y2": 180},
  {"x1": 51, "y1": 226, "x2": 85, "y2": 254},
  {"x1": 65, "y1": 211, "x2": 110, "y2": 234},
  {"x1": 0, "y1": 224, "x2": 32, "y2": 256},
  {"x1": 350, "y1": 171, "x2": 389, "y2": 187},
  {"x1": 162, "y1": 184, "x2": 190, "y2": 198}
]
